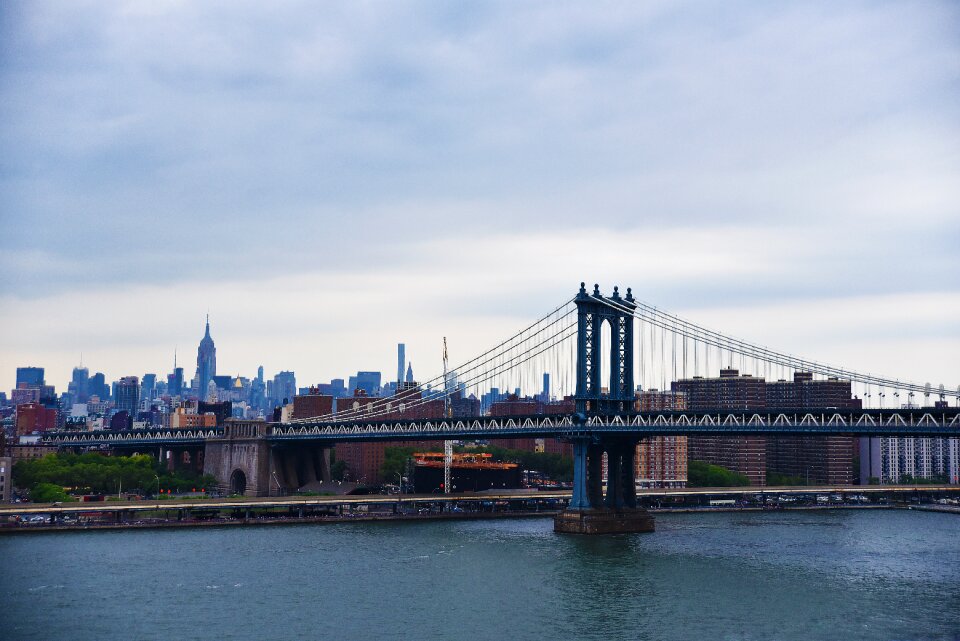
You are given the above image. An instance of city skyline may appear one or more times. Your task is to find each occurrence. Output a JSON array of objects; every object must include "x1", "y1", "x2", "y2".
[
  {"x1": 2, "y1": 4, "x2": 958, "y2": 639},
  {"x1": 2, "y1": 2, "x2": 959, "y2": 394}
]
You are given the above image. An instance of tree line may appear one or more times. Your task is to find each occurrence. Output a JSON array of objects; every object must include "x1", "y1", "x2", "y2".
[{"x1": 13, "y1": 452, "x2": 218, "y2": 502}]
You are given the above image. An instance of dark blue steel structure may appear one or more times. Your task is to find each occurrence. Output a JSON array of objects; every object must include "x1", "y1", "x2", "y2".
[
  {"x1": 41, "y1": 409, "x2": 960, "y2": 447},
  {"x1": 569, "y1": 283, "x2": 640, "y2": 514}
]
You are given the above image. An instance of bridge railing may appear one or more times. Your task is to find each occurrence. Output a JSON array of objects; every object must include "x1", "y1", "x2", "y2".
[
  {"x1": 37, "y1": 408, "x2": 960, "y2": 445},
  {"x1": 268, "y1": 408, "x2": 960, "y2": 440},
  {"x1": 42, "y1": 426, "x2": 223, "y2": 445}
]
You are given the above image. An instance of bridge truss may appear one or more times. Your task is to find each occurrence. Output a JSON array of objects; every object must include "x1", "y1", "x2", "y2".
[{"x1": 43, "y1": 408, "x2": 960, "y2": 447}]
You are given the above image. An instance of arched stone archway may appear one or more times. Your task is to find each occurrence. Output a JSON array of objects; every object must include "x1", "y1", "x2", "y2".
[{"x1": 230, "y1": 469, "x2": 247, "y2": 496}]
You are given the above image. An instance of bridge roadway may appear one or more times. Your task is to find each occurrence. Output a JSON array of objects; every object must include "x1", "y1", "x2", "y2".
[
  {"x1": 3, "y1": 485, "x2": 958, "y2": 518},
  {"x1": 39, "y1": 408, "x2": 960, "y2": 448}
]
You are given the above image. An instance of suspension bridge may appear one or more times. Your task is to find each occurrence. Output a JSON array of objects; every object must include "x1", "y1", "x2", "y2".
[{"x1": 43, "y1": 283, "x2": 959, "y2": 533}]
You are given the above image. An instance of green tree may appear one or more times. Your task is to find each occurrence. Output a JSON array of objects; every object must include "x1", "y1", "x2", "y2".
[
  {"x1": 13, "y1": 452, "x2": 219, "y2": 497},
  {"x1": 380, "y1": 447, "x2": 422, "y2": 481},
  {"x1": 687, "y1": 460, "x2": 750, "y2": 487},
  {"x1": 30, "y1": 482, "x2": 72, "y2": 503},
  {"x1": 766, "y1": 472, "x2": 806, "y2": 486}
]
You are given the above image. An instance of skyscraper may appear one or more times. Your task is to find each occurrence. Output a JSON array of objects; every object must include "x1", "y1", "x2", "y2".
[
  {"x1": 141, "y1": 373, "x2": 157, "y2": 402},
  {"x1": 115, "y1": 376, "x2": 140, "y2": 418},
  {"x1": 272, "y1": 371, "x2": 297, "y2": 405},
  {"x1": 167, "y1": 366, "x2": 184, "y2": 398},
  {"x1": 397, "y1": 344, "x2": 406, "y2": 385},
  {"x1": 195, "y1": 315, "x2": 217, "y2": 400},
  {"x1": 89, "y1": 372, "x2": 109, "y2": 400},
  {"x1": 16, "y1": 367, "x2": 44, "y2": 388},
  {"x1": 69, "y1": 366, "x2": 90, "y2": 403},
  {"x1": 348, "y1": 371, "x2": 382, "y2": 396}
]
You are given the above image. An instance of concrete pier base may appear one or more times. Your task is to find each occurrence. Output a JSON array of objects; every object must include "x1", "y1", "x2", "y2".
[{"x1": 554, "y1": 508, "x2": 655, "y2": 534}]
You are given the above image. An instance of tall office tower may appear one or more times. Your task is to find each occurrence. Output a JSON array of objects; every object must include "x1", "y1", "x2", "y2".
[
  {"x1": 169, "y1": 369, "x2": 183, "y2": 397},
  {"x1": 349, "y1": 371, "x2": 382, "y2": 396},
  {"x1": 672, "y1": 369, "x2": 767, "y2": 486},
  {"x1": 16, "y1": 367, "x2": 44, "y2": 388},
  {"x1": 397, "y1": 344, "x2": 406, "y2": 385},
  {"x1": 405, "y1": 363, "x2": 414, "y2": 384},
  {"x1": 89, "y1": 372, "x2": 110, "y2": 400},
  {"x1": 194, "y1": 315, "x2": 217, "y2": 400},
  {"x1": 167, "y1": 366, "x2": 184, "y2": 398},
  {"x1": 272, "y1": 371, "x2": 297, "y2": 404},
  {"x1": 69, "y1": 366, "x2": 90, "y2": 403},
  {"x1": 541, "y1": 373, "x2": 551, "y2": 403},
  {"x1": 141, "y1": 374, "x2": 157, "y2": 403},
  {"x1": 115, "y1": 376, "x2": 140, "y2": 418},
  {"x1": 249, "y1": 366, "x2": 266, "y2": 410}
]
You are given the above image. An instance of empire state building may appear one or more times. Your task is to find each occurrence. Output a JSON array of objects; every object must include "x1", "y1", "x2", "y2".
[{"x1": 195, "y1": 315, "x2": 217, "y2": 399}]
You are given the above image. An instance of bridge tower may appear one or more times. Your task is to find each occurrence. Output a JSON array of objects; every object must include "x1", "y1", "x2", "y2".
[
  {"x1": 556, "y1": 283, "x2": 654, "y2": 534},
  {"x1": 575, "y1": 282, "x2": 636, "y2": 414}
]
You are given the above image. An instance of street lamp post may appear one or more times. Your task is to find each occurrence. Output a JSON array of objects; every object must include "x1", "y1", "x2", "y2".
[
  {"x1": 396, "y1": 472, "x2": 404, "y2": 514},
  {"x1": 758, "y1": 451, "x2": 764, "y2": 507},
  {"x1": 154, "y1": 475, "x2": 160, "y2": 499}
]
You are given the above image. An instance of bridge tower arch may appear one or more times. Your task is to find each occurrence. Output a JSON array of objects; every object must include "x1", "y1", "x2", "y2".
[{"x1": 575, "y1": 283, "x2": 635, "y2": 414}]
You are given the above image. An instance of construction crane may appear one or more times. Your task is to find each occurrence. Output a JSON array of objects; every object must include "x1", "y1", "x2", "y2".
[{"x1": 443, "y1": 337, "x2": 452, "y2": 494}]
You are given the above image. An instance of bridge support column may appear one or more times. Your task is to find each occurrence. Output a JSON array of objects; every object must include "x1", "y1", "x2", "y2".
[
  {"x1": 569, "y1": 440, "x2": 591, "y2": 509},
  {"x1": 555, "y1": 436, "x2": 653, "y2": 535}
]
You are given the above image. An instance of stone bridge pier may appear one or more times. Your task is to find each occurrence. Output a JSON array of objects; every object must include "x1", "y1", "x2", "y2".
[
  {"x1": 554, "y1": 436, "x2": 654, "y2": 534},
  {"x1": 203, "y1": 419, "x2": 331, "y2": 496},
  {"x1": 162, "y1": 446, "x2": 205, "y2": 475}
]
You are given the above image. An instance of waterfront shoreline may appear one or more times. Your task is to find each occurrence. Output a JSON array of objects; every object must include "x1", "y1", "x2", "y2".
[{"x1": 0, "y1": 503, "x2": 935, "y2": 535}]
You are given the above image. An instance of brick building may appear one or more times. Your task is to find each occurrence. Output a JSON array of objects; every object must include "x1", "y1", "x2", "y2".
[
  {"x1": 333, "y1": 389, "x2": 444, "y2": 484},
  {"x1": 15, "y1": 402, "x2": 58, "y2": 436},
  {"x1": 292, "y1": 389, "x2": 334, "y2": 420},
  {"x1": 636, "y1": 390, "x2": 688, "y2": 487},
  {"x1": 672, "y1": 369, "x2": 767, "y2": 486},
  {"x1": 671, "y1": 369, "x2": 860, "y2": 486},
  {"x1": 487, "y1": 396, "x2": 574, "y2": 456},
  {"x1": 169, "y1": 408, "x2": 217, "y2": 428},
  {"x1": 765, "y1": 373, "x2": 861, "y2": 485}
]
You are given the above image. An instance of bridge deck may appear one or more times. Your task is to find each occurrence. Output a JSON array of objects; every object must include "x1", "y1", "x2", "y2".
[{"x1": 40, "y1": 408, "x2": 960, "y2": 447}]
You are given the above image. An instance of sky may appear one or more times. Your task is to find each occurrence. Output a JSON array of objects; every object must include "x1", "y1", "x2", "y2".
[{"x1": 1, "y1": 1, "x2": 958, "y2": 395}]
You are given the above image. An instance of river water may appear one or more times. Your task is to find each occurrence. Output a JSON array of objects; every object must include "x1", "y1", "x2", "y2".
[{"x1": 1, "y1": 510, "x2": 958, "y2": 641}]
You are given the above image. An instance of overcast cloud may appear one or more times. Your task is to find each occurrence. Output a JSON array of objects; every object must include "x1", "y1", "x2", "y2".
[{"x1": 1, "y1": 1, "x2": 958, "y2": 392}]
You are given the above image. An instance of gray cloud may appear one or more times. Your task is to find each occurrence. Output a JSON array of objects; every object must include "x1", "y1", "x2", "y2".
[{"x1": 1, "y1": 1, "x2": 958, "y2": 389}]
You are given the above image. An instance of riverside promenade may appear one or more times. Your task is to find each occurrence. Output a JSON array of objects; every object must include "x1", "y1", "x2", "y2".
[{"x1": 2, "y1": 485, "x2": 956, "y2": 534}]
